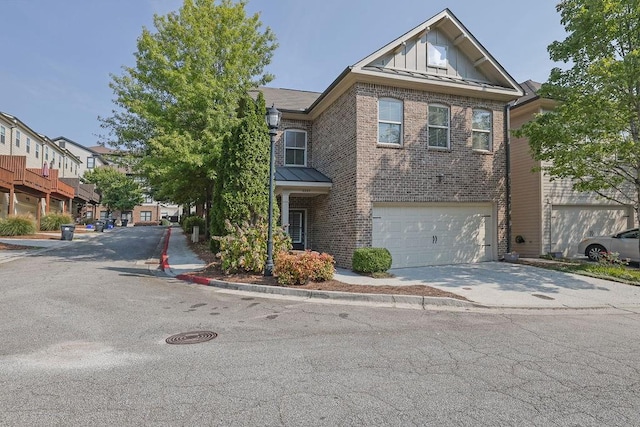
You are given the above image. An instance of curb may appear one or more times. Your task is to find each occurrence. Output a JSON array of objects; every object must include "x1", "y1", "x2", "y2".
[{"x1": 160, "y1": 227, "x2": 171, "y2": 271}]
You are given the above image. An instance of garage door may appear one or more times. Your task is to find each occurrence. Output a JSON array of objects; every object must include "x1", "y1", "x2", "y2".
[
  {"x1": 372, "y1": 204, "x2": 493, "y2": 268},
  {"x1": 552, "y1": 205, "x2": 632, "y2": 257}
]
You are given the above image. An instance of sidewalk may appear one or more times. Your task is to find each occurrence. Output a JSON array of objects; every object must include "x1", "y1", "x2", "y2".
[{"x1": 162, "y1": 227, "x2": 640, "y2": 311}]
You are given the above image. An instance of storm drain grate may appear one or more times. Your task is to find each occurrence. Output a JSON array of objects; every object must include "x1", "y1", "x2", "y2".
[
  {"x1": 532, "y1": 294, "x2": 555, "y2": 300},
  {"x1": 166, "y1": 331, "x2": 218, "y2": 345}
]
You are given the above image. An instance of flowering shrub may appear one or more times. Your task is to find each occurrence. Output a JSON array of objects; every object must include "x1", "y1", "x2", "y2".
[
  {"x1": 213, "y1": 219, "x2": 291, "y2": 274},
  {"x1": 274, "y1": 250, "x2": 335, "y2": 285},
  {"x1": 598, "y1": 251, "x2": 629, "y2": 266}
]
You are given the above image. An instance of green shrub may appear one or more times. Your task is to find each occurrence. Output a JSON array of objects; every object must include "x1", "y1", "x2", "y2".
[
  {"x1": 352, "y1": 247, "x2": 392, "y2": 273},
  {"x1": 183, "y1": 216, "x2": 205, "y2": 234},
  {"x1": 160, "y1": 218, "x2": 171, "y2": 226},
  {"x1": 39, "y1": 213, "x2": 74, "y2": 231},
  {"x1": 275, "y1": 250, "x2": 335, "y2": 285},
  {"x1": 133, "y1": 221, "x2": 159, "y2": 227},
  {"x1": 0, "y1": 215, "x2": 37, "y2": 236},
  {"x1": 213, "y1": 219, "x2": 291, "y2": 274}
]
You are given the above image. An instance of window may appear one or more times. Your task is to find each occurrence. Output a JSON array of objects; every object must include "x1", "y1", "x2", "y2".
[
  {"x1": 284, "y1": 130, "x2": 307, "y2": 166},
  {"x1": 428, "y1": 44, "x2": 447, "y2": 68},
  {"x1": 15, "y1": 130, "x2": 21, "y2": 147},
  {"x1": 35, "y1": 144, "x2": 40, "y2": 158},
  {"x1": 65, "y1": 158, "x2": 68, "y2": 170},
  {"x1": 378, "y1": 98, "x2": 403, "y2": 145},
  {"x1": 428, "y1": 105, "x2": 450, "y2": 148},
  {"x1": 0, "y1": 126, "x2": 5, "y2": 144},
  {"x1": 472, "y1": 109, "x2": 492, "y2": 151},
  {"x1": 99, "y1": 211, "x2": 109, "y2": 220},
  {"x1": 144, "y1": 194, "x2": 154, "y2": 204},
  {"x1": 45, "y1": 146, "x2": 49, "y2": 161},
  {"x1": 86, "y1": 211, "x2": 93, "y2": 220},
  {"x1": 140, "y1": 211, "x2": 152, "y2": 221},
  {"x1": 26, "y1": 138, "x2": 31, "y2": 153},
  {"x1": 52, "y1": 152, "x2": 56, "y2": 167},
  {"x1": 87, "y1": 157, "x2": 95, "y2": 169}
]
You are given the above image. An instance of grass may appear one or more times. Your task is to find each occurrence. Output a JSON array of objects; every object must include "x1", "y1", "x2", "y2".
[{"x1": 523, "y1": 259, "x2": 640, "y2": 285}]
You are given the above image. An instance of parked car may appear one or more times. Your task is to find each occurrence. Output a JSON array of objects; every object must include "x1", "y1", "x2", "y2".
[{"x1": 578, "y1": 228, "x2": 639, "y2": 262}]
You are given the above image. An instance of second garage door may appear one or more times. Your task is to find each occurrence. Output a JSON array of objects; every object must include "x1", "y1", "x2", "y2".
[
  {"x1": 551, "y1": 205, "x2": 633, "y2": 257},
  {"x1": 372, "y1": 204, "x2": 494, "y2": 268}
]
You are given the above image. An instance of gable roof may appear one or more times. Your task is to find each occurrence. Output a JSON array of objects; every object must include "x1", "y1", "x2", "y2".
[{"x1": 250, "y1": 87, "x2": 321, "y2": 112}]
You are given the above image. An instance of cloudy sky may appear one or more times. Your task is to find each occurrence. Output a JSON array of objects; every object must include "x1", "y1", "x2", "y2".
[{"x1": 0, "y1": 0, "x2": 565, "y2": 146}]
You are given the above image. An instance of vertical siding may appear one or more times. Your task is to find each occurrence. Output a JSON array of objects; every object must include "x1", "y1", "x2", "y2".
[{"x1": 509, "y1": 110, "x2": 543, "y2": 257}]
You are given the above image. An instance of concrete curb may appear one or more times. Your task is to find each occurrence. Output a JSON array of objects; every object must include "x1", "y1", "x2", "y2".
[{"x1": 173, "y1": 273, "x2": 481, "y2": 309}]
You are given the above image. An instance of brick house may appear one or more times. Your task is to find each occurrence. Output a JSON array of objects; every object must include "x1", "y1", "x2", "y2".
[
  {"x1": 509, "y1": 80, "x2": 636, "y2": 258},
  {"x1": 256, "y1": 9, "x2": 523, "y2": 268}
]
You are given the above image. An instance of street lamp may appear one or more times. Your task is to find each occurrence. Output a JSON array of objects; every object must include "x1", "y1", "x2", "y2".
[{"x1": 264, "y1": 104, "x2": 281, "y2": 276}]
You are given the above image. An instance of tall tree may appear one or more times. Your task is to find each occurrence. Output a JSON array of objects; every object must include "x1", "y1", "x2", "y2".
[
  {"x1": 100, "y1": 0, "x2": 277, "y2": 235},
  {"x1": 82, "y1": 167, "x2": 144, "y2": 217},
  {"x1": 517, "y1": 0, "x2": 640, "y2": 229},
  {"x1": 211, "y1": 93, "x2": 271, "y2": 242}
]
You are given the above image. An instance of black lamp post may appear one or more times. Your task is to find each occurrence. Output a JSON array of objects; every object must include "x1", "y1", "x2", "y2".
[{"x1": 264, "y1": 104, "x2": 281, "y2": 276}]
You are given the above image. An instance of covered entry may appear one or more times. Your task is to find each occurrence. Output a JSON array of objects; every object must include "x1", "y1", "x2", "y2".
[{"x1": 372, "y1": 203, "x2": 495, "y2": 268}]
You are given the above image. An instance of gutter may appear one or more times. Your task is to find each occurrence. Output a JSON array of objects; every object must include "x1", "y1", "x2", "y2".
[{"x1": 505, "y1": 104, "x2": 512, "y2": 253}]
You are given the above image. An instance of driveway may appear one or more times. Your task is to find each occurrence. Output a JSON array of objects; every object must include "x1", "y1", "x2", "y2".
[{"x1": 335, "y1": 261, "x2": 640, "y2": 309}]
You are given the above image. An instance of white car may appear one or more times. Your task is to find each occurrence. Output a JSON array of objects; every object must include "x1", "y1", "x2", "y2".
[{"x1": 577, "y1": 228, "x2": 639, "y2": 262}]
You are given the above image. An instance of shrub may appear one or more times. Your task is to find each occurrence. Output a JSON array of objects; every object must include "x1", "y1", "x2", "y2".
[
  {"x1": 0, "y1": 215, "x2": 37, "y2": 236},
  {"x1": 275, "y1": 250, "x2": 335, "y2": 285},
  {"x1": 39, "y1": 213, "x2": 74, "y2": 231},
  {"x1": 352, "y1": 247, "x2": 392, "y2": 273},
  {"x1": 133, "y1": 221, "x2": 159, "y2": 227},
  {"x1": 213, "y1": 219, "x2": 291, "y2": 274},
  {"x1": 183, "y1": 216, "x2": 205, "y2": 234}
]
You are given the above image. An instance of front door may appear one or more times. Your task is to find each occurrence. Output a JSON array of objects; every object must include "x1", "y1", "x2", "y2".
[{"x1": 289, "y1": 210, "x2": 305, "y2": 250}]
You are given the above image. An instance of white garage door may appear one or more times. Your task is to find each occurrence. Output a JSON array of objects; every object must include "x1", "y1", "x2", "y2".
[
  {"x1": 372, "y1": 204, "x2": 494, "y2": 268},
  {"x1": 552, "y1": 205, "x2": 632, "y2": 257}
]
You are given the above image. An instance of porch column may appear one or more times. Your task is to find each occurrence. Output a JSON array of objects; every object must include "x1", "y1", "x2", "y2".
[
  {"x1": 281, "y1": 191, "x2": 290, "y2": 235},
  {"x1": 45, "y1": 194, "x2": 50, "y2": 214},
  {"x1": 8, "y1": 188, "x2": 14, "y2": 216}
]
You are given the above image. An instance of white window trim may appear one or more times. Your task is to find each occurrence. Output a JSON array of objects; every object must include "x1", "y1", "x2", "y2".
[
  {"x1": 428, "y1": 43, "x2": 448, "y2": 68},
  {"x1": 284, "y1": 129, "x2": 308, "y2": 167},
  {"x1": 427, "y1": 104, "x2": 451, "y2": 149},
  {"x1": 472, "y1": 109, "x2": 493, "y2": 152},
  {"x1": 378, "y1": 97, "x2": 403, "y2": 146},
  {"x1": 15, "y1": 130, "x2": 21, "y2": 147},
  {"x1": 0, "y1": 126, "x2": 5, "y2": 144}
]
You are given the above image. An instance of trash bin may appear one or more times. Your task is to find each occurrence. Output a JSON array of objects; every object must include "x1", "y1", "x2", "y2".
[
  {"x1": 60, "y1": 224, "x2": 75, "y2": 241},
  {"x1": 121, "y1": 219, "x2": 129, "y2": 227},
  {"x1": 107, "y1": 219, "x2": 115, "y2": 229},
  {"x1": 95, "y1": 220, "x2": 105, "y2": 232}
]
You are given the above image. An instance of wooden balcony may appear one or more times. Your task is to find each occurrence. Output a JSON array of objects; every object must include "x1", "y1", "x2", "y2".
[
  {"x1": 60, "y1": 178, "x2": 100, "y2": 203},
  {"x1": 0, "y1": 166, "x2": 13, "y2": 190},
  {"x1": 0, "y1": 155, "x2": 50, "y2": 195},
  {"x1": 43, "y1": 169, "x2": 75, "y2": 200}
]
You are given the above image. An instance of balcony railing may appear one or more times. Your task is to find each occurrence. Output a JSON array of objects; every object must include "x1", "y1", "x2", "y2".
[{"x1": 0, "y1": 166, "x2": 13, "y2": 189}]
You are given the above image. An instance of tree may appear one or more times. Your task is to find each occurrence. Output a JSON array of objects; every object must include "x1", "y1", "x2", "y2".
[
  {"x1": 211, "y1": 92, "x2": 271, "y2": 243},
  {"x1": 517, "y1": 0, "x2": 640, "y2": 232},
  {"x1": 83, "y1": 167, "x2": 144, "y2": 216},
  {"x1": 100, "y1": 0, "x2": 277, "y2": 235}
]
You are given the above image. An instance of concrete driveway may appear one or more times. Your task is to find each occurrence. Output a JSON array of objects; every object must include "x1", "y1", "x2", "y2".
[{"x1": 335, "y1": 261, "x2": 640, "y2": 309}]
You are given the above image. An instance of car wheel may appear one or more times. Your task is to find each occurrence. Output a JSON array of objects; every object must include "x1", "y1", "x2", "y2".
[{"x1": 585, "y1": 244, "x2": 606, "y2": 261}]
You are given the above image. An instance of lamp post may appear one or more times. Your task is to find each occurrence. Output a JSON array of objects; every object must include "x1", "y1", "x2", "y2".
[{"x1": 264, "y1": 104, "x2": 281, "y2": 276}]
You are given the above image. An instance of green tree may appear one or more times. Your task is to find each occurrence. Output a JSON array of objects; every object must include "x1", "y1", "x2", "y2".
[
  {"x1": 211, "y1": 93, "x2": 271, "y2": 245},
  {"x1": 100, "y1": 0, "x2": 277, "y2": 236},
  {"x1": 517, "y1": 0, "x2": 640, "y2": 228},
  {"x1": 83, "y1": 167, "x2": 144, "y2": 216}
]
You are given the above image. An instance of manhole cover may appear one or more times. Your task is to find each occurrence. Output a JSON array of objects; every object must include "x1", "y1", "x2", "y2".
[
  {"x1": 166, "y1": 331, "x2": 217, "y2": 345},
  {"x1": 532, "y1": 294, "x2": 555, "y2": 300}
]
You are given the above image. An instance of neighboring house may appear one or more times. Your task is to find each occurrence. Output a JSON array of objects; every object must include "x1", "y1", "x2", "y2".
[
  {"x1": 0, "y1": 113, "x2": 80, "y2": 221},
  {"x1": 255, "y1": 9, "x2": 523, "y2": 268},
  {"x1": 509, "y1": 80, "x2": 635, "y2": 258},
  {"x1": 53, "y1": 136, "x2": 109, "y2": 177}
]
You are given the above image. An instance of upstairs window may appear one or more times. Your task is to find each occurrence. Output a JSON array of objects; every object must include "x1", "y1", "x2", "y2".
[
  {"x1": 0, "y1": 126, "x2": 5, "y2": 144},
  {"x1": 284, "y1": 129, "x2": 307, "y2": 166},
  {"x1": 45, "y1": 146, "x2": 49, "y2": 161},
  {"x1": 472, "y1": 109, "x2": 492, "y2": 151},
  {"x1": 428, "y1": 105, "x2": 450, "y2": 148},
  {"x1": 87, "y1": 157, "x2": 95, "y2": 169},
  {"x1": 26, "y1": 138, "x2": 31, "y2": 153},
  {"x1": 35, "y1": 144, "x2": 40, "y2": 158},
  {"x1": 52, "y1": 152, "x2": 56, "y2": 167},
  {"x1": 428, "y1": 44, "x2": 448, "y2": 68},
  {"x1": 378, "y1": 98, "x2": 403, "y2": 145},
  {"x1": 15, "y1": 130, "x2": 21, "y2": 147}
]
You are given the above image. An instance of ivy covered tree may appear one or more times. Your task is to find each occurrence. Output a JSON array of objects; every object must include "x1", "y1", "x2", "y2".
[
  {"x1": 517, "y1": 0, "x2": 640, "y2": 229},
  {"x1": 100, "y1": 0, "x2": 277, "y2": 236},
  {"x1": 211, "y1": 92, "x2": 272, "y2": 247},
  {"x1": 82, "y1": 167, "x2": 144, "y2": 217}
]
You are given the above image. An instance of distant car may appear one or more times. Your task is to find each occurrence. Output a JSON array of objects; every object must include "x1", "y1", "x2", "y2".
[{"x1": 577, "y1": 228, "x2": 639, "y2": 262}]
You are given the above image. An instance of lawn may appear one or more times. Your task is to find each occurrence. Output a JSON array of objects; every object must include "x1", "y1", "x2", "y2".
[{"x1": 520, "y1": 259, "x2": 640, "y2": 285}]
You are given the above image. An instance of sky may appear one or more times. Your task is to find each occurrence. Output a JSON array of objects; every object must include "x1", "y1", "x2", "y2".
[{"x1": 0, "y1": 0, "x2": 566, "y2": 147}]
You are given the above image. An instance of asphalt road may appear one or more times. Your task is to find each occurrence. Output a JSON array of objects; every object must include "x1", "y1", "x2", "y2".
[{"x1": 1, "y1": 226, "x2": 639, "y2": 426}]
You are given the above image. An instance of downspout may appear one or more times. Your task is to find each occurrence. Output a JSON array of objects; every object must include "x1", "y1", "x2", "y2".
[{"x1": 504, "y1": 104, "x2": 512, "y2": 254}]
